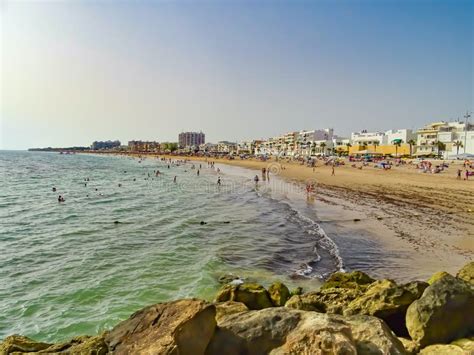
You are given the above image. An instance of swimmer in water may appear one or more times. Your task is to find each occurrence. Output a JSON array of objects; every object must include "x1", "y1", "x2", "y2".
[
  {"x1": 58, "y1": 195, "x2": 65, "y2": 202},
  {"x1": 52, "y1": 187, "x2": 56, "y2": 192}
]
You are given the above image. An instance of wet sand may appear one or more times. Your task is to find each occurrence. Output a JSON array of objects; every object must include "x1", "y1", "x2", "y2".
[
  {"x1": 92, "y1": 152, "x2": 474, "y2": 281},
  {"x1": 161, "y1": 155, "x2": 474, "y2": 280}
]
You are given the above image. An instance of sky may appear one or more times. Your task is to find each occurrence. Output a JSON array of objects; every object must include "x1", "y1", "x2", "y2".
[{"x1": 1, "y1": 0, "x2": 472, "y2": 150}]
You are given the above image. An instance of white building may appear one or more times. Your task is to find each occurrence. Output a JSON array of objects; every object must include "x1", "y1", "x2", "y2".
[
  {"x1": 217, "y1": 141, "x2": 238, "y2": 154},
  {"x1": 416, "y1": 121, "x2": 474, "y2": 157},
  {"x1": 384, "y1": 129, "x2": 416, "y2": 144},
  {"x1": 350, "y1": 130, "x2": 386, "y2": 146}
]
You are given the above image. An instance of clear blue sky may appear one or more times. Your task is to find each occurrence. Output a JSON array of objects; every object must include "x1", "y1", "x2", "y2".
[{"x1": 1, "y1": 0, "x2": 472, "y2": 149}]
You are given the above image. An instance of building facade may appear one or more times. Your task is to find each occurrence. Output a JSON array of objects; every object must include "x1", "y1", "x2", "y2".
[
  {"x1": 178, "y1": 132, "x2": 205, "y2": 148},
  {"x1": 416, "y1": 121, "x2": 474, "y2": 156},
  {"x1": 128, "y1": 140, "x2": 160, "y2": 152}
]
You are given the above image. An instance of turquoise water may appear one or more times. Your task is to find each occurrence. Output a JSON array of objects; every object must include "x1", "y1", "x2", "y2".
[{"x1": 0, "y1": 151, "x2": 342, "y2": 342}]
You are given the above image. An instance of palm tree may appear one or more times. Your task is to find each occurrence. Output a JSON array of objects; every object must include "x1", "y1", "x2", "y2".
[
  {"x1": 373, "y1": 141, "x2": 379, "y2": 152},
  {"x1": 320, "y1": 142, "x2": 327, "y2": 155},
  {"x1": 393, "y1": 139, "x2": 403, "y2": 157},
  {"x1": 453, "y1": 140, "x2": 463, "y2": 155},
  {"x1": 407, "y1": 139, "x2": 416, "y2": 157},
  {"x1": 436, "y1": 141, "x2": 446, "y2": 158},
  {"x1": 345, "y1": 142, "x2": 352, "y2": 155},
  {"x1": 311, "y1": 142, "x2": 316, "y2": 155}
]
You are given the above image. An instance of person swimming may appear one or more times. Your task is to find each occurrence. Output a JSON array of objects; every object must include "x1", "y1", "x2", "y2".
[
  {"x1": 52, "y1": 187, "x2": 56, "y2": 192},
  {"x1": 58, "y1": 195, "x2": 65, "y2": 202}
]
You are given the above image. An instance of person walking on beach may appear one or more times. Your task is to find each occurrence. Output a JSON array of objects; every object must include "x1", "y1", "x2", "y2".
[
  {"x1": 331, "y1": 164, "x2": 335, "y2": 176},
  {"x1": 457, "y1": 169, "x2": 462, "y2": 180}
]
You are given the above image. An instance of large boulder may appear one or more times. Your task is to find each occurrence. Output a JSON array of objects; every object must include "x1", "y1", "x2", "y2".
[
  {"x1": 105, "y1": 299, "x2": 216, "y2": 355},
  {"x1": 0, "y1": 335, "x2": 51, "y2": 353},
  {"x1": 457, "y1": 261, "x2": 474, "y2": 285},
  {"x1": 320, "y1": 270, "x2": 375, "y2": 291},
  {"x1": 214, "y1": 301, "x2": 248, "y2": 322},
  {"x1": 285, "y1": 287, "x2": 362, "y2": 314},
  {"x1": 419, "y1": 338, "x2": 474, "y2": 354},
  {"x1": 427, "y1": 271, "x2": 451, "y2": 285},
  {"x1": 398, "y1": 337, "x2": 419, "y2": 354},
  {"x1": 406, "y1": 274, "x2": 474, "y2": 347},
  {"x1": 215, "y1": 283, "x2": 273, "y2": 310},
  {"x1": 38, "y1": 335, "x2": 108, "y2": 354},
  {"x1": 344, "y1": 279, "x2": 428, "y2": 336},
  {"x1": 268, "y1": 282, "x2": 290, "y2": 307},
  {"x1": 206, "y1": 307, "x2": 406, "y2": 354}
]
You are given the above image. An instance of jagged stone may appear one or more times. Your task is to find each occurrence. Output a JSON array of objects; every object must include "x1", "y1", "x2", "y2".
[
  {"x1": 214, "y1": 283, "x2": 273, "y2": 310},
  {"x1": 105, "y1": 299, "x2": 216, "y2": 355},
  {"x1": 214, "y1": 301, "x2": 248, "y2": 322},
  {"x1": 0, "y1": 335, "x2": 51, "y2": 354},
  {"x1": 268, "y1": 282, "x2": 290, "y2": 307},
  {"x1": 406, "y1": 274, "x2": 474, "y2": 347},
  {"x1": 427, "y1": 271, "x2": 451, "y2": 285},
  {"x1": 344, "y1": 279, "x2": 428, "y2": 336},
  {"x1": 320, "y1": 271, "x2": 375, "y2": 291},
  {"x1": 285, "y1": 287, "x2": 362, "y2": 314},
  {"x1": 457, "y1": 261, "x2": 474, "y2": 285},
  {"x1": 206, "y1": 307, "x2": 406, "y2": 354},
  {"x1": 38, "y1": 335, "x2": 108, "y2": 354}
]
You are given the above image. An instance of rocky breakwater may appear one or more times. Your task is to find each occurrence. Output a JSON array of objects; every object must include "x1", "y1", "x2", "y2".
[{"x1": 1, "y1": 262, "x2": 473, "y2": 354}]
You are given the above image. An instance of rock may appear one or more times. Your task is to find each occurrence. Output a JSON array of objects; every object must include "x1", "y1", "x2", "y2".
[
  {"x1": 39, "y1": 335, "x2": 108, "y2": 354},
  {"x1": 457, "y1": 261, "x2": 474, "y2": 285},
  {"x1": 285, "y1": 287, "x2": 362, "y2": 314},
  {"x1": 419, "y1": 338, "x2": 474, "y2": 354},
  {"x1": 406, "y1": 274, "x2": 474, "y2": 347},
  {"x1": 344, "y1": 315, "x2": 407, "y2": 355},
  {"x1": 105, "y1": 299, "x2": 216, "y2": 355},
  {"x1": 419, "y1": 344, "x2": 466, "y2": 354},
  {"x1": 320, "y1": 270, "x2": 375, "y2": 291},
  {"x1": 290, "y1": 286, "x2": 303, "y2": 296},
  {"x1": 214, "y1": 283, "x2": 273, "y2": 310},
  {"x1": 268, "y1": 282, "x2": 290, "y2": 307},
  {"x1": 344, "y1": 279, "x2": 428, "y2": 336},
  {"x1": 0, "y1": 335, "x2": 51, "y2": 353},
  {"x1": 398, "y1": 337, "x2": 419, "y2": 354},
  {"x1": 285, "y1": 293, "x2": 325, "y2": 312},
  {"x1": 215, "y1": 284, "x2": 233, "y2": 302},
  {"x1": 215, "y1": 301, "x2": 248, "y2": 322},
  {"x1": 427, "y1": 271, "x2": 451, "y2": 285},
  {"x1": 206, "y1": 307, "x2": 406, "y2": 354},
  {"x1": 218, "y1": 274, "x2": 242, "y2": 285},
  {"x1": 451, "y1": 337, "x2": 474, "y2": 352}
]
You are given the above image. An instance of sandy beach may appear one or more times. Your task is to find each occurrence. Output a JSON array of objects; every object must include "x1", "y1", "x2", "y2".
[{"x1": 150, "y1": 154, "x2": 474, "y2": 279}]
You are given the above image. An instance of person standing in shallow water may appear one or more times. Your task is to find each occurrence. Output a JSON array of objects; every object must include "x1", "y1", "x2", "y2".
[
  {"x1": 217, "y1": 177, "x2": 221, "y2": 185},
  {"x1": 173, "y1": 176, "x2": 177, "y2": 183}
]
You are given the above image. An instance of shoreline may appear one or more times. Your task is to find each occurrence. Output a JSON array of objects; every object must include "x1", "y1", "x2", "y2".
[{"x1": 100, "y1": 151, "x2": 473, "y2": 279}]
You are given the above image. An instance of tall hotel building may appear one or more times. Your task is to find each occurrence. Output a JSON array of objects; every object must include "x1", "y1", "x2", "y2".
[{"x1": 178, "y1": 131, "x2": 205, "y2": 148}]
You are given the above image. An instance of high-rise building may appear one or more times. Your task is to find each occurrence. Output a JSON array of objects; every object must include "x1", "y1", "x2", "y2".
[{"x1": 178, "y1": 132, "x2": 205, "y2": 148}]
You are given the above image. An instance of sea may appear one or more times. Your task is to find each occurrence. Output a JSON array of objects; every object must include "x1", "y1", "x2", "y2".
[{"x1": 0, "y1": 150, "x2": 387, "y2": 342}]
